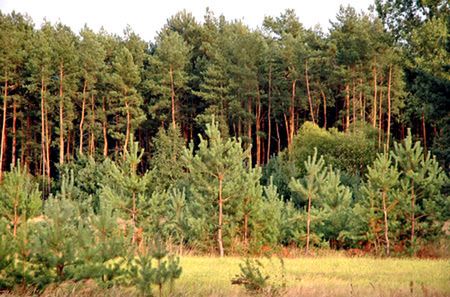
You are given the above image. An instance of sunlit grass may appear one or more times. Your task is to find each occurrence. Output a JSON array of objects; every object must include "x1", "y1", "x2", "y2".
[
  {"x1": 1, "y1": 256, "x2": 448, "y2": 296},
  {"x1": 173, "y1": 256, "x2": 450, "y2": 296}
]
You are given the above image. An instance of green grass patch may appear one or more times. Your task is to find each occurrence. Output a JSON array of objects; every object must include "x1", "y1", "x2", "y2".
[{"x1": 174, "y1": 256, "x2": 450, "y2": 296}]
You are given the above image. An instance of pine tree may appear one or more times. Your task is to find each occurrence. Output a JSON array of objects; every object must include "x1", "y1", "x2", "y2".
[
  {"x1": 0, "y1": 13, "x2": 29, "y2": 179},
  {"x1": 0, "y1": 164, "x2": 41, "y2": 237},
  {"x1": 51, "y1": 23, "x2": 79, "y2": 164},
  {"x1": 29, "y1": 197, "x2": 90, "y2": 285},
  {"x1": 101, "y1": 136, "x2": 150, "y2": 244},
  {"x1": 317, "y1": 168, "x2": 353, "y2": 248},
  {"x1": 110, "y1": 46, "x2": 145, "y2": 154},
  {"x1": 127, "y1": 241, "x2": 182, "y2": 297},
  {"x1": 147, "y1": 31, "x2": 190, "y2": 129},
  {"x1": 289, "y1": 148, "x2": 327, "y2": 254},
  {"x1": 149, "y1": 125, "x2": 186, "y2": 192},
  {"x1": 183, "y1": 119, "x2": 249, "y2": 256},
  {"x1": 78, "y1": 26, "x2": 106, "y2": 156},
  {"x1": 362, "y1": 153, "x2": 400, "y2": 256},
  {"x1": 392, "y1": 129, "x2": 448, "y2": 252}
]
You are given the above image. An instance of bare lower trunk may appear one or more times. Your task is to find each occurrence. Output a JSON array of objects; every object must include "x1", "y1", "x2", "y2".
[
  {"x1": 244, "y1": 207, "x2": 249, "y2": 246},
  {"x1": 378, "y1": 91, "x2": 383, "y2": 149},
  {"x1": 411, "y1": 180, "x2": 416, "y2": 253},
  {"x1": 306, "y1": 193, "x2": 312, "y2": 255},
  {"x1": 41, "y1": 77, "x2": 46, "y2": 186},
  {"x1": 345, "y1": 84, "x2": 350, "y2": 132},
  {"x1": 59, "y1": 64, "x2": 64, "y2": 165},
  {"x1": 247, "y1": 97, "x2": 252, "y2": 165},
  {"x1": 102, "y1": 97, "x2": 108, "y2": 157},
  {"x1": 79, "y1": 81, "x2": 87, "y2": 155},
  {"x1": 422, "y1": 113, "x2": 427, "y2": 153},
  {"x1": 124, "y1": 98, "x2": 130, "y2": 155},
  {"x1": 131, "y1": 191, "x2": 137, "y2": 244},
  {"x1": 289, "y1": 80, "x2": 296, "y2": 148},
  {"x1": 276, "y1": 121, "x2": 281, "y2": 153},
  {"x1": 359, "y1": 78, "x2": 363, "y2": 120},
  {"x1": 170, "y1": 65, "x2": 176, "y2": 129},
  {"x1": 12, "y1": 98, "x2": 16, "y2": 167},
  {"x1": 382, "y1": 191, "x2": 390, "y2": 256},
  {"x1": 13, "y1": 199, "x2": 18, "y2": 238},
  {"x1": 305, "y1": 61, "x2": 315, "y2": 124},
  {"x1": 0, "y1": 77, "x2": 8, "y2": 180},
  {"x1": 352, "y1": 80, "x2": 356, "y2": 128},
  {"x1": 372, "y1": 64, "x2": 377, "y2": 127},
  {"x1": 256, "y1": 91, "x2": 261, "y2": 165},
  {"x1": 267, "y1": 66, "x2": 272, "y2": 162},
  {"x1": 320, "y1": 88, "x2": 327, "y2": 129},
  {"x1": 386, "y1": 65, "x2": 392, "y2": 149},
  {"x1": 89, "y1": 94, "x2": 95, "y2": 155},
  {"x1": 45, "y1": 89, "x2": 51, "y2": 182},
  {"x1": 218, "y1": 175, "x2": 224, "y2": 257}
]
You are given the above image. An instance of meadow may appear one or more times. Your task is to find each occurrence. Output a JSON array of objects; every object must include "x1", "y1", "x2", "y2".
[
  {"x1": 173, "y1": 256, "x2": 450, "y2": 296},
  {"x1": 2, "y1": 255, "x2": 448, "y2": 297}
]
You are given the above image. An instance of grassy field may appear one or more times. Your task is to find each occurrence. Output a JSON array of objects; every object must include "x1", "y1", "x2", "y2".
[
  {"x1": 2, "y1": 256, "x2": 449, "y2": 297},
  {"x1": 172, "y1": 256, "x2": 450, "y2": 296}
]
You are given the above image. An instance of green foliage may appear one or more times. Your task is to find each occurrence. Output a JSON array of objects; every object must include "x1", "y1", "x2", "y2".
[
  {"x1": 101, "y1": 137, "x2": 151, "y2": 229},
  {"x1": 0, "y1": 165, "x2": 41, "y2": 235},
  {"x1": 232, "y1": 257, "x2": 286, "y2": 296},
  {"x1": 149, "y1": 125, "x2": 186, "y2": 192},
  {"x1": 232, "y1": 258, "x2": 269, "y2": 294},
  {"x1": 127, "y1": 242, "x2": 182, "y2": 297},
  {"x1": 183, "y1": 119, "x2": 249, "y2": 253},
  {"x1": 292, "y1": 122, "x2": 378, "y2": 176}
]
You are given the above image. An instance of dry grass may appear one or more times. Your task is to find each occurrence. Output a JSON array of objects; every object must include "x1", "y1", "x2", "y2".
[{"x1": 1, "y1": 256, "x2": 449, "y2": 297}]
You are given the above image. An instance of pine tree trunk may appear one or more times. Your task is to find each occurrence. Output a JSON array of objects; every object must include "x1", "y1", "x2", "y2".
[
  {"x1": 386, "y1": 65, "x2": 392, "y2": 149},
  {"x1": 244, "y1": 199, "x2": 249, "y2": 247},
  {"x1": 0, "y1": 76, "x2": 8, "y2": 180},
  {"x1": 305, "y1": 61, "x2": 315, "y2": 124},
  {"x1": 411, "y1": 179, "x2": 416, "y2": 254},
  {"x1": 276, "y1": 121, "x2": 281, "y2": 153},
  {"x1": 89, "y1": 94, "x2": 95, "y2": 155},
  {"x1": 218, "y1": 175, "x2": 224, "y2": 257},
  {"x1": 382, "y1": 190, "x2": 390, "y2": 256},
  {"x1": 289, "y1": 80, "x2": 296, "y2": 148},
  {"x1": 44, "y1": 88, "x2": 51, "y2": 182},
  {"x1": 267, "y1": 66, "x2": 272, "y2": 162},
  {"x1": 59, "y1": 64, "x2": 64, "y2": 165},
  {"x1": 102, "y1": 97, "x2": 108, "y2": 157},
  {"x1": 422, "y1": 113, "x2": 427, "y2": 153},
  {"x1": 359, "y1": 78, "x2": 363, "y2": 120},
  {"x1": 13, "y1": 198, "x2": 18, "y2": 238},
  {"x1": 320, "y1": 88, "x2": 327, "y2": 129},
  {"x1": 79, "y1": 81, "x2": 87, "y2": 155},
  {"x1": 12, "y1": 98, "x2": 16, "y2": 167},
  {"x1": 131, "y1": 191, "x2": 137, "y2": 244},
  {"x1": 352, "y1": 80, "x2": 356, "y2": 129},
  {"x1": 67, "y1": 130, "x2": 71, "y2": 161},
  {"x1": 378, "y1": 90, "x2": 383, "y2": 149},
  {"x1": 40, "y1": 77, "x2": 46, "y2": 183},
  {"x1": 124, "y1": 98, "x2": 130, "y2": 155},
  {"x1": 306, "y1": 192, "x2": 312, "y2": 255},
  {"x1": 25, "y1": 115, "x2": 30, "y2": 169},
  {"x1": 256, "y1": 90, "x2": 261, "y2": 166},
  {"x1": 247, "y1": 97, "x2": 252, "y2": 165},
  {"x1": 372, "y1": 65, "x2": 377, "y2": 127},
  {"x1": 345, "y1": 84, "x2": 350, "y2": 132},
  {"x1": 284, "y1": 113, "x2": 290, "y2": 149},
  {"x1": 170, "y1": 65, "x2": 176, "y2": 129}
]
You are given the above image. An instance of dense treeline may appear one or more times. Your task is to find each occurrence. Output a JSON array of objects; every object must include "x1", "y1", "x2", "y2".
[
  {"x1": 0, "y1": 1, "x2": 449, "y2": 292},
  {"x1": 0, "y1": 3, "x2": 449, "y2": 177}
]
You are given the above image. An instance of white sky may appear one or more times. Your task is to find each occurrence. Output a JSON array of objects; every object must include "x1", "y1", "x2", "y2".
[{"x1": 0, "y1": 0, "x2": 374, "y2": 41}]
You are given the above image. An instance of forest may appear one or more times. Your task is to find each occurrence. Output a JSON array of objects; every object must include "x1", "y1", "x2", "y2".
[{"x1": 0, "y1": 0, "x2": 449, "y2": 295}]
